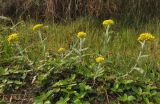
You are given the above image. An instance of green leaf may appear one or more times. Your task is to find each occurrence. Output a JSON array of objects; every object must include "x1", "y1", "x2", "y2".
[
  {"x1": 111, "y1": 82, "x2": 119, "y2": 92},
  {"x1": 118, "y1": 94, "x2": 135, "y2": 102},
  {"x1": 0, "y1": 16, "x2": 12, "y2": 21},
  {"x1": 33, "y1": 90, "x2": 54, "y2": 104},
  {"x1": 53, "y1": 80, "x2": 68, "y2": 86},
  {"x1": 79, "y1": 83, "x2": 91, "y2": 91},
  {"x1": 73, "y1": 99, "x2": 90, "y2": 104},
  {"x1": 75, "y1": 92, "x2": 86, "y2": 99},
  {"x1": 73, "y1": 99, "x2": 82, "y2": 104},
  {"x1": 66, "y1": 83, "x2": 76, "y2": 90},
  {"x1": 14, "y1": 81, "x2": 23, "y2": 85},
  {"x1": 118, "y1": 94, "x2": 128, "y2": 102},
  {"x1": 33, "y1": 96, "x2": 44, "y2": 104},
  {"x1": 94, "y1": 68, "x2": 104, "y2": 78},
  {"x1": 53, "y1": 88, "x2": 60, "y2": 93},
  {"x1": 45, "y1": 90, "x2": 54, "y2": 98},
  {"x1": 140, "y1": 55, "x2": 149, "y2": 58},
  {"x1": 138, "y1": 87, "x2": 143, "y2": 95},
  {"x1": 127, "y1": 95, "x2": 136, "y2": 101},
  {"x1": 56, "y1": 96, "x2": 70, "y2": 104},
  {"x1": 44, "y1": 100, "x2": 51, "y2": 104},
  {"x1": 144, "y1": 98, "x2": 153, "y2": 104},
  {"x1": 72, "y1": 48, "x2": 81, "y2": 55},
  {"x1": 38, "y1": 74, "x2": 47, "y2": 81},
  {"x1": 0, "y1": 68, "x2": 8, "y2": 75},
  {"x1": 0, "y1": 84, "x2": 5, "y2": 93},
  {"x1": 133, "y1": 67, "x2": 144, "y2": 74},
  {"x1": 122, "y1": 80, "x2": 133, "y2": 84},
  {"x1": 53, "y1": 74, "x2": 76, "y2": 87}
]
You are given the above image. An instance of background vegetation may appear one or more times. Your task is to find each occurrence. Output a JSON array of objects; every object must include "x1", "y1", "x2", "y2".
[{"x1": 0, "y1": 0, "x2": 160, "y2": 23}]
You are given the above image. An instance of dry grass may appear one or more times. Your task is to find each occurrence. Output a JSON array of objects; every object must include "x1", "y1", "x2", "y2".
[{"x1": 0, "y1": 0, "x2": 160, "y2": 22}]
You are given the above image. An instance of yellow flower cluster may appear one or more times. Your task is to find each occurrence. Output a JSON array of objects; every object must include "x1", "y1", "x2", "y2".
[
  {"x1": 137, "y1": 33, "x2": 155, "y2": 41},
  {"x1": 7, "y1": 33, "x2": 19, "y2": 43},
  {"x1": 58, "y1": 47, "x2": 66, "y2": 53},
  {"x1": 32, "y1": 24, "x2": 44, "y2": 30},
  {"x1": 77, "y1": 32, "x2": 87, "y2": 38},
  {"x1": 96, "y1": 56, "x2": 105, "y2": 63},
  {"x1": 102, "y1": 19, "x2": 114, "y2": 26}
]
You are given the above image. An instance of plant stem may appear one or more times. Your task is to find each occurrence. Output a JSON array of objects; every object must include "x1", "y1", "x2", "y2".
[
  {"x1": 61, "y1": 53, "x2": 64, "y2": 59},
  {"x1": 16, "y1": 43, "x2": 24, "y2": 56},
  {"x1": 80, "y1": 38, "x2": 82, "y2": 53},
  {"x1": 119, "y1": 41, "x2": 146, "y2": 78},
  {"x1": 38, "y1": 30, "x2": 46, "y2": 56},
  {"x1": 105, "y1": 25, "x2": 110, "y2": 38},
  {"x1": 102, "y1": 25, "x2": 110, "y2": 54},
  {"x1": 93, "y1": 63, "x2": 101, "y2": 85},
  {"x1": 16, "y1": 43, "x2": 33, "y2": 67},
  {"x1": 79, "y1": 38, "x2": 83, "y2": 61}
]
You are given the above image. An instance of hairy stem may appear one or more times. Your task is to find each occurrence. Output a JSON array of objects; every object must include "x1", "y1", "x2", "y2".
[{"x1": 119, "y1": 40, "x2": 146, "y2": 78}]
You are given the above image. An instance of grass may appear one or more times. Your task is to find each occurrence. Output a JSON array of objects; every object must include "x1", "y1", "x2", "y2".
[{"x1": 0, "y1": 17, "x2": 160, "y2": 103}]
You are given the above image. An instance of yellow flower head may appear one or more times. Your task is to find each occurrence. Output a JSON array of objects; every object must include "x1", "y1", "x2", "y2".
[
  {"x1": 32, "y1": 24, "x2": 44, "y2": 30},
  {"x1": 102, "y1": 19, "x2": 114, "y2": 26},
  {"x1": 58, "y1": 48, "x2": 66, "y2": 53},
  {"x1": 137, "y1": 33, "x2": 155, "y2": 41},
  {"x1": 7, "y1": 33, "x2": 19, "y2": 43},
  {"x1": 77, "y1": 32, "x2": 87, "y2": 38},
  {"x1": 96, "y1": 56, "x2": 105, "y2": 63}
]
